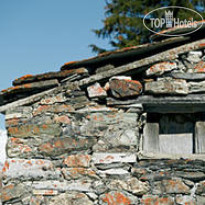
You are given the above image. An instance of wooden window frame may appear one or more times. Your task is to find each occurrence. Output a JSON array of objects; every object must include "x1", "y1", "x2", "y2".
[{"x1": 139, "y1": 112, "x2": 205, "y2": 160}]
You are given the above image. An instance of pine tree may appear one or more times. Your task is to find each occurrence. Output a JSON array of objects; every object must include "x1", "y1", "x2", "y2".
[{"x1": 90, "y1": 0, "x2": 205, "y2": 53}]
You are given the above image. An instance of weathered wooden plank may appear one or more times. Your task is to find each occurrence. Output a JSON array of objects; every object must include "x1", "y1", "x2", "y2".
[
  {"x1": 143, "y1": 123, "x2": 159, "y2": 153},
  {"x1": 195, "y1": 121, "x2": 205, "y2": 154},
  {"x1": 143, "y1": 104, "x2": 205, "y2": 113},
  {"x1": 107, "y1": 94, "x2": 205, "y2": 113},
  {"x1": 138, "y1": 151, "x2": 205, "y2": 161},
  {"x1": 159, "y1": 134, "x2": 193, "y2": 154},
  {"x1": 107, "y1": 94, "x2": 205, "y2": 105}
]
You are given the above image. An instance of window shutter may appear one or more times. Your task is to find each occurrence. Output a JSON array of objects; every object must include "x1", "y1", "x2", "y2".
[
  {"x1": 143, "y1": 123, "x2": 159, "y2": 153},
  {"x1": 195, "y1": 121, "x2": 205, "y2": 154},
  {"x1": 159, "y1": 133, "x2": 193, "y2": 154}
]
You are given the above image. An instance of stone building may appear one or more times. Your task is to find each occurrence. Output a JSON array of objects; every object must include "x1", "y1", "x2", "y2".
[{"x1": 1, "y1": 22, "x2": 205, "y2": 204}]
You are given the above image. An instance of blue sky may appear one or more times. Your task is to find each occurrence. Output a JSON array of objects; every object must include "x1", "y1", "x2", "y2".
[{"x1": 0, "y1": 0, "x2": 111, "y2": 129}]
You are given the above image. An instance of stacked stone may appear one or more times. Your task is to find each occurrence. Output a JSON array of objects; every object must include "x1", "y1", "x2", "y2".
[
  {"x1": 144, "y1": 51, "x2": 205, "y2": 95},
  {"x1": 2, "y1": 89, "x2": 143, "y2": 204},
  {"x1": 1, "y1": 44, "x2": 205, "y2": 204}
]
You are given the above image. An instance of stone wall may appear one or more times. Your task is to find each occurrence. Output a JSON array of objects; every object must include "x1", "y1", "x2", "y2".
[{"x1": 1, "y1": 49, "x2": 205, "y2": 205}]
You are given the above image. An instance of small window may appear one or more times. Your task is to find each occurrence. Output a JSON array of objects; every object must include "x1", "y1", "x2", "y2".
[{"x1": 143, "y1": 113, "x2": 205, "y2": 155}]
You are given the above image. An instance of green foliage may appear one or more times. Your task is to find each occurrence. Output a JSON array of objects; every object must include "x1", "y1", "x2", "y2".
[{"x1": 90, "y1": 0, "x2": 205, "y2": 53}]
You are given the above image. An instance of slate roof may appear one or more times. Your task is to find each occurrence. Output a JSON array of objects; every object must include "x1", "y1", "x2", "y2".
[{"x1": 0, "y1": 21, "x2": 205, "y2": 109}]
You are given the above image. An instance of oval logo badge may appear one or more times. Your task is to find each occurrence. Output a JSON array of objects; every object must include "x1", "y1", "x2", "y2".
[{"x1": 143, "y1": 6, "x2": 204, "y2": 37}]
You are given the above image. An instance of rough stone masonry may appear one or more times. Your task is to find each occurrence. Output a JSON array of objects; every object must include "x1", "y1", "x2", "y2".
[{"x1": 1, "y1": 22, "x2": 205, "y2": 204}]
